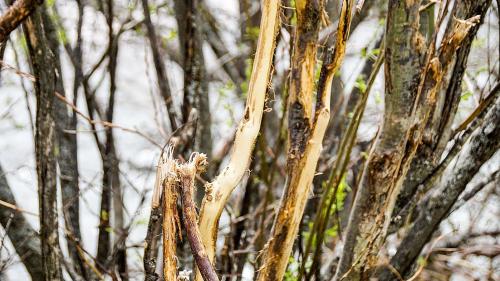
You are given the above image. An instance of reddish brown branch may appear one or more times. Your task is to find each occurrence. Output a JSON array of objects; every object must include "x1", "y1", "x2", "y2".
[
  {"x1": 178, "y1": 156, "x2": 219, "y2": 281},
  {"x1": 0, "y1": 0, "x2": 41, "y2": 43}
]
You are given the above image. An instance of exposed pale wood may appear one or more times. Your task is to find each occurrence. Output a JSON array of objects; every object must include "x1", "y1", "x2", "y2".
[{"x1": 195, "y1": 1, "x2": 280, "y2": 280}]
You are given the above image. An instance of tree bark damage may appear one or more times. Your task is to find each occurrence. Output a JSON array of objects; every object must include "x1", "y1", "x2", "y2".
[
  {"x1": 195, "y1": 1, "x2": 280, "y2": 280},
  {"x1": 257, "y1": 0, "x2": 355, "y2": 280}
]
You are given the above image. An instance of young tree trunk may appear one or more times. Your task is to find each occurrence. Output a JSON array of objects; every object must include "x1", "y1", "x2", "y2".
[
  {"x1": 23, "y1": 5, "x2": 63, "y2": 281},
  {"x1": 393, "y1": 0, "x2": 492, "y2": 228},
  {"x1": 39, "y1": 6, "x2": 88, "y2": 279},
  {"x1": 333, "y1": 1, "x2": 423, "y2": 280}
]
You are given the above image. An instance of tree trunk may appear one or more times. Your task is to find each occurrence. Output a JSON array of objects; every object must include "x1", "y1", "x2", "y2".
[
  {"x1": 23, "y1": 5, "x2": 63, "y2": 280},
  {"x1": 333, "y1": 1, "x2": 423, "y2": 279}
]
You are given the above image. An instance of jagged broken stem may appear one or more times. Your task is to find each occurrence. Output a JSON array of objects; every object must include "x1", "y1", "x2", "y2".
[
  {"x1": 195, "y1": 1, "x2": 280, "y2": 279},
  {"x1": 162, "y1": 174, "x2": 179, "y2": 281},
  {"x1": 179, "y1": 158, "x2": 219, "y2": 281}
]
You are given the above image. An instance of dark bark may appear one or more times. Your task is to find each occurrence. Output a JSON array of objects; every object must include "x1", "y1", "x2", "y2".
[
  {"x1": 38, "y1": 5, "x2": 88, "y2": 279},
  {"x1": 179, "y1": 166, "x2": 219, "y2": 281},
  {"x1": 95, "y1": 1, "x2": 127, "y2": 279},
  {"x1": 141, "y1": 0, "x2": 179, "y2": 131},
  {"x1": 143, "y1": 197, "x2": 162, "y2": 281},
  {"x1": 23, "y1": 4, "x2": 62, "y2": 280},
  {"x1": 0, "y1": 163, "x2": 44, "y2": 281},
  {"x1": 200, "y1": 4, "x2": 245, "y2": 92},
  {"x1": 174, "y1": 0, "x2": 212, "y2": 160}
]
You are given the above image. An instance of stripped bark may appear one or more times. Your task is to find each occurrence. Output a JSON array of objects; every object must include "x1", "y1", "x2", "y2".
[
  {"x1": 300, "y1": 48, "x2": 385, "y2": 281},
  {"x1": 195, "y1": 1, "x2": 280, "y2": 280},
  {"x1": 257, "y1": 0, "x2": 355, "y2": 280},
  {"x1": 334, "y1": 1, "x2": 487, "y2": 279},
  {"x1": 158, "y1": 150, "x2": 180, "y2": 281},
  {"x1": 377, "y1": 93, "x2": 500, "y2": 280},
  {"x1": 333, "y1": 1, "x2": 423, "y2": 279},
  {"x1": 256, "y1": 0, "x2": 324, "y2": 279},
  {"x1": 393, "y1": 0, "x2": 493, "y2": 227},
  {"x1": 23, "y1": 4, "x2": 62, "y2": 280}
]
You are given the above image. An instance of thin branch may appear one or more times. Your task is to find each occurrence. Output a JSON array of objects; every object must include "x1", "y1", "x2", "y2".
[
  {"x1": 0, "y1": 0, "x2": 40, "y2": 43},
  {"x1": 178, "y1": 153, "x2": 219, "y2": 281}
]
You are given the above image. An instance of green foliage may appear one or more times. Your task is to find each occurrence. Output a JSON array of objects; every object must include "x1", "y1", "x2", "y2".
[
  {"x1": 460, "y1": 91, "x2": 473, "y2": 101},
  {"x1": 335, "y1": 175, "x2": 349, "y2": 212},
  {"x1": 290, "y1": 0, "x2": 297, "y2": 26},
  {"x1": 361, "y1": 48, "x2": 381, "y2": 60},
  {"x1": 245, "y1": 26, "x2": 260, "y2": 41},
  {"x1": 57, "y1": 27, "x2": 68, "y2": 45},
  {"x1": 355, "y1": 75, "x2": 367, "y2": 93},
  {"x1": 284, "y1": 257, "x2": 299, "y2": 281},
  {"x1": 101, "y1": 210, "x2": 108, "y2": 220},
  {"x1": 313, "y1": 60, "x2": 323, "y2": 92},
  {"x1": 240, "y1": 58, "x2": 253, "y2": 95},
  {"x1": 471, "y1": 38, "x2": 485, "y2": 48}
]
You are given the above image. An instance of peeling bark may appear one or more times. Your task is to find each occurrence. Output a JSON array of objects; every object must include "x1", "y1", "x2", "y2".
[
  {"x1": 257, "y1": 0, "x2": 355, "y2": 280},
  {"x1": 393, "y1": 0, "x2": 492, "y2": 228},
  {"x1": 333, "y1": 1, "x2": 423, "y2": 280},
  {"x1": 256, "y1": 0, "x2": 323, "y2": 279},
  {"x1": 195, "y1": 1, "x2": 280, "y2": 280},
  {"x1": 377, "y1": 93, "x2": 500, "y2": 280}
]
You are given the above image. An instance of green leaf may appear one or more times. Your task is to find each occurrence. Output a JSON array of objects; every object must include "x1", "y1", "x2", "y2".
[
  {"x1": 101, "y1": 210, "x2": 108, "y2": 221},
  {"x1": 355, "y1": 75, "x2": 367, "y2": 93},
  {"x1": 461, "y1": 91, "x2": 473, "y2": 101},
  {"x1": 361, "y1": 47, "x2": 367, "y2": 58},
  {"x1": 245, "y1": 26, "x2": 260, "y2": 41}
]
